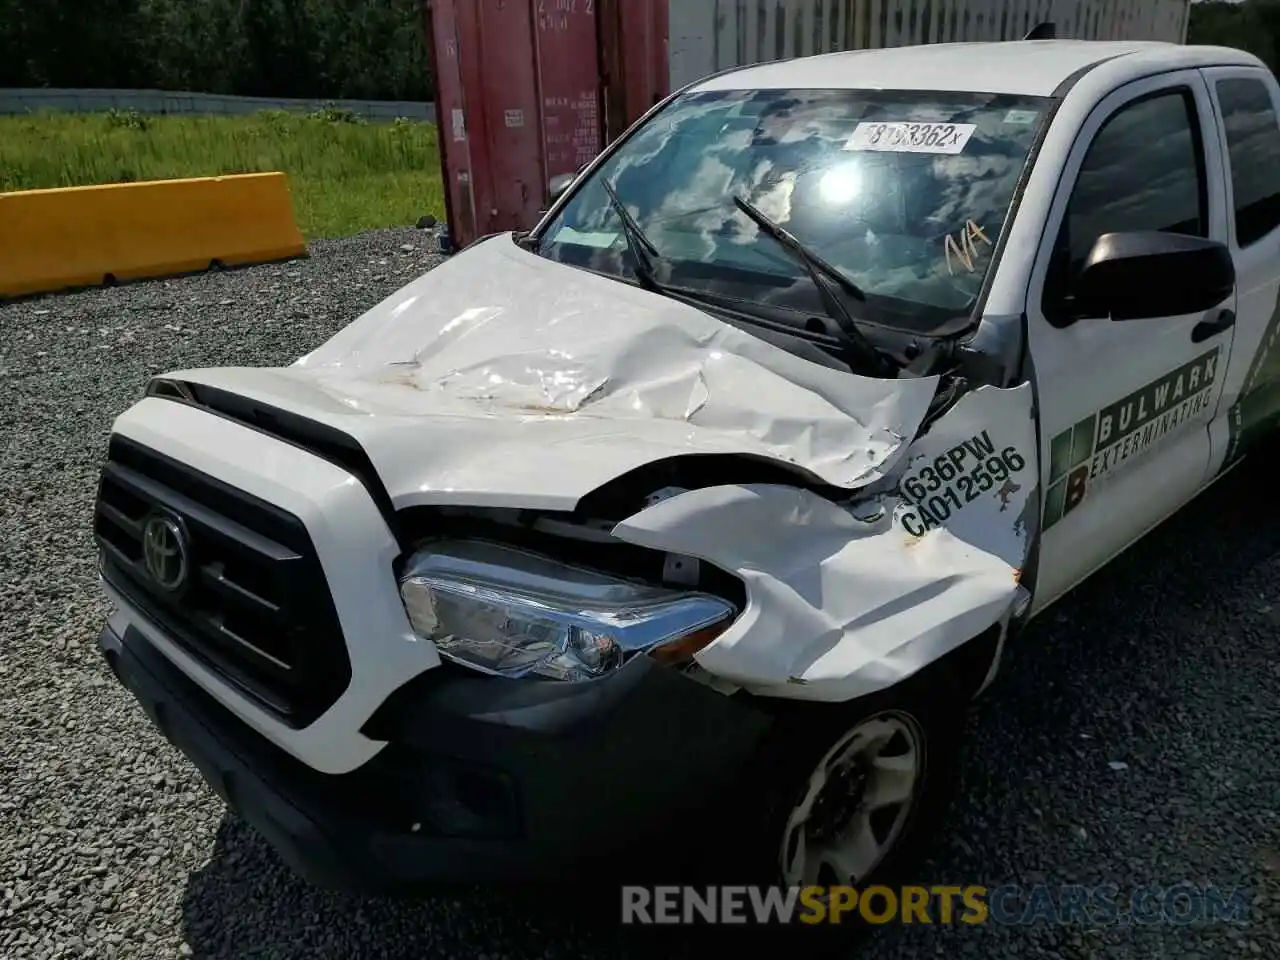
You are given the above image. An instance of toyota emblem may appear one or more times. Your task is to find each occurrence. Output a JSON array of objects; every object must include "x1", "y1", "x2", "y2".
[{"x1": 142, "y1": 514, "x2": 189, "y2": 591}]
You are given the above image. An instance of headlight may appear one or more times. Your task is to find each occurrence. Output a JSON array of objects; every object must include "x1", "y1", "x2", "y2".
[{"x1": 399, "y1": 539, "x2": 736, "y2": 681}]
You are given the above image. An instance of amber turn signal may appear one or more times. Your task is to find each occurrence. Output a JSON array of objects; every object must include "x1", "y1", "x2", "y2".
[{"x1": 647, "y1": 620, "x2": 733, "y2": 666}]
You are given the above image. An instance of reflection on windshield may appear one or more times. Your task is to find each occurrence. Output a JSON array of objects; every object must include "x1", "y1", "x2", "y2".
[{"x1": 538, "y1": 88, "x2": 1049, "y2": 332}]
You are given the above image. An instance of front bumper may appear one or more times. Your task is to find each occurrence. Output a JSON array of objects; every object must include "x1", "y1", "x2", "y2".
[{"x1": 99, "y1": 612, "x2": 771, "y2": 892}]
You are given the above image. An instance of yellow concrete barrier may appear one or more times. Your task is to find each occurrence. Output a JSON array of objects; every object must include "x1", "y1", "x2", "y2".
[{"x1": 0, "y1": 172, "x2": 307, "y2": 298}]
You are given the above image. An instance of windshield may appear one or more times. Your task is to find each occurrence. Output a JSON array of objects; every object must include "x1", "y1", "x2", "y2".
[{"x1": 537, "y1": 87, "x2": 1050, "y2": 332}]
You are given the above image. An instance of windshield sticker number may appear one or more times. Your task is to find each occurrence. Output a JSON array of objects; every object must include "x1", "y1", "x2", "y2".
[
  {"x1": 898, "y1": 431, "x2": 1029, "y2": 537},
  {"x1": 943, "y1": 220, "x2": 992, "y2": 275},
  {"x1": 844, "y1": 121, "x2": 976, "y2": 155}
]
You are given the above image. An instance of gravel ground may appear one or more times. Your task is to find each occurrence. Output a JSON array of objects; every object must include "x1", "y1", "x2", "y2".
[{"x1": 1, "y1": 228, "x2": 1278, "y2": 959}]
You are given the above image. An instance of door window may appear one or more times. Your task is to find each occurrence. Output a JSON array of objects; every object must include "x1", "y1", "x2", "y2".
[
  {"x1": 1215, "y1": 77, "x2": 1280, "y2": 247},
  {"x1": 1044, "y1": 89, "x2": 1208, "y2": 322}
]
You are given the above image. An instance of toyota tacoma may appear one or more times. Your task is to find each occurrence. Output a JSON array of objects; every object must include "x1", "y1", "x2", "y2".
[{"x1": 95, "y1": 36, "x2": 1280, "y2": 904}]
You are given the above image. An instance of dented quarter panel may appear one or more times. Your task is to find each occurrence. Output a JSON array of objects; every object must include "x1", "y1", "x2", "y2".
[
  {"x1": 612, "y1": 383, "x2": 1039, "y2": 701},
  {"x1": 167, "y1": 235, "x2": 940, "y2": 510}
]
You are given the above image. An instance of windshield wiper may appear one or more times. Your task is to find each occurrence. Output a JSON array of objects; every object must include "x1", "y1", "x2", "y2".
[
  {"x1": 732, "y1": 194, "x2": 896, "y2": 375},
  {"x1": 601, "y1": 178, "x2": 663, "y2": 292}
]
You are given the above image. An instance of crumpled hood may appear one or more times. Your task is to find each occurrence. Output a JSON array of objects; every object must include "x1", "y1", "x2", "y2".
[{"x1": 170, "y1": 234, "x2": 940, "y2": 511}]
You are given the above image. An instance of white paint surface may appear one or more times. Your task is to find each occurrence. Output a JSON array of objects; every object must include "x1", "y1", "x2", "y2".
[
  {"x1": 173, "y1": 235, "x2": 940, "y2": 511},
  {"x1": 613, "y1": 384, "x2": 1038, "y2": 701},
  {"x1": 98, "y1": 36, "x2": 1280, "y2": 785},
  {"x1": 107, "y1": 399, "x2": 438, "y2": 775}
]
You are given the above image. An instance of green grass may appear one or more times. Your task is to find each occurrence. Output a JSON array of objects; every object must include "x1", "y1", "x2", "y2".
[{"x1": 0, "y1": 109, "x2": 444, "y2": 239}]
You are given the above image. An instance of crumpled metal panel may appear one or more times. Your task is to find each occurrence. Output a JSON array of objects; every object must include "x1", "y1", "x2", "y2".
[
  {"x1": 171, "y1": 235, "x2": 939, "y2": 510},
  {"x1": 161, "y1": 236, "x2": 1037, "y2": 702},
  {"x1": 613, "y1": 383, "x2": 1039, "y2": 701}
]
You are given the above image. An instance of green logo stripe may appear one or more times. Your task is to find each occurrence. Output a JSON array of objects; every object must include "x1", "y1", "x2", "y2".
[
  {"x1": 1223, "y1": 288, "x2": 1280, "y2": 470},
  {"x1": 1042, "y1": 348, "x2": 1221, "y2": 531}
]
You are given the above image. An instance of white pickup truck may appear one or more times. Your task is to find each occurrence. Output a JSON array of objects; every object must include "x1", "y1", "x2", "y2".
[{"x1": 95, "y1": 37, "x2": 1280, "y2": 903}]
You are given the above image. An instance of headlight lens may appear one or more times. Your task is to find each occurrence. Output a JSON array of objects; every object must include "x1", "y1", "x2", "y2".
[{"x1": 399, "y1": 539, "x2": 736, "y2": 681}]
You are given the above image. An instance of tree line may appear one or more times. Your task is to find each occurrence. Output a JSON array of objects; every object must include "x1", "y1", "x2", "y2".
[
  {"x1": 0, "y1": 1, "x2": 1278, "y2": 102},
  {"x1": 1189, "y1": 0, "x2": 1280, "y2": 72},
  {"x1": 0, "y1": 0, "x2": 433, "y2": 100}
]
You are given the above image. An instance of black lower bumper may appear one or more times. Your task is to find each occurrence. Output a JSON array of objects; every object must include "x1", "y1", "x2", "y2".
[{"x1": 99, "y1": 613, "x2": 771, "y2": 893}]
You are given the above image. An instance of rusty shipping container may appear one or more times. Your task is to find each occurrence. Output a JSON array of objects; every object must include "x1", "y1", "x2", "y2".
[
  {"x1": 424, "y1": 0, "x2": 1192, "y2": 251},
  {"x1": 424, "y1": 0, "x2": 668, "y2": 252}
]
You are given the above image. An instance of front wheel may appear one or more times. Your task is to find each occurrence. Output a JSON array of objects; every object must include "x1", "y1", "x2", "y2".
[
  {"x1": 728, "y1": 668, "x2": 967, "y2": 928},
  {"x1": 778, "y1": 707, "x2": 931, "y2": 888}
]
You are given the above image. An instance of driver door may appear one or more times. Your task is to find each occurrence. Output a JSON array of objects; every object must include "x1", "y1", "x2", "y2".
[{"x1": 1026, "y1": 72, "x2": 1236, "y2": 613}]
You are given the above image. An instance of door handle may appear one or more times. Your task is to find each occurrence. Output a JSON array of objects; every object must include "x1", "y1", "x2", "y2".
[{"x1": 1191, "y1": 309, "x2": 1235, "y2": 343}]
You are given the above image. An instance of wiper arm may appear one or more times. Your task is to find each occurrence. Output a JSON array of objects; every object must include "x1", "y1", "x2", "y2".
[
  {"x1": 597, "y1": 182, "x2": 758, "y2": 324},
  {"x1": 732, "y1": 194, "x2": 896, "y2": 375},
  {"x1": 733, "y1": 194, "x2": 865, "y2": 301},
  {"x1": 601, "y1": 177, "x2": 662, "y2": 291}
]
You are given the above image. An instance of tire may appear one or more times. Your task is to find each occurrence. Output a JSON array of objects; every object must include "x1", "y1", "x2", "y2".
[{"x1": 716, "y1": 665, "x2": 967, "y2": 945}]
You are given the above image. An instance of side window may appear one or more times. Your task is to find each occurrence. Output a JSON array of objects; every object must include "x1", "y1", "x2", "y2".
[
  {"x1": 1216, "y1": 77, "x2": 1280, "y2": 247},
  {"x1": 1044, "y1": 89, "x2": 1207, "y2": 317}
]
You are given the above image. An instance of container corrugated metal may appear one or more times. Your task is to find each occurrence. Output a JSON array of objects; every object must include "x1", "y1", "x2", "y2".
[
  {"x1": 534, "y1": 2, "x2": 604, "y2": 185},
  {"x1": 469, "y1": 1, "x2": 544, "y2": 234},
  {"x1": 668, "y1": 0, "x2": 1191, "y2": 88},
  {"x1": 598, "y1": 0, "x2": 670, "y2": 141},
  {"x1": 428, "y1": 0, "x2": 665, "y2": 250},
  {"x1": 426, "y1": 0, "x2": 1192, "y2": 250},
  {"x1": 423, "y1": 0, "x2": 471, "y2": 247}
]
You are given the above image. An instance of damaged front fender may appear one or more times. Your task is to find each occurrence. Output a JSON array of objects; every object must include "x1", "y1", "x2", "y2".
[{"x1": 612, "y1": 383, "x2": 1039, "y2": 702}]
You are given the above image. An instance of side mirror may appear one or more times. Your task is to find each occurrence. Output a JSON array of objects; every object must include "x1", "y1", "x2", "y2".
[
  {"x1": 1074, "y1": 231, "x2": 1234, "y2": 321},
  {"x1": 548, "y1": 172, "x2": 577, "y2": 204}
]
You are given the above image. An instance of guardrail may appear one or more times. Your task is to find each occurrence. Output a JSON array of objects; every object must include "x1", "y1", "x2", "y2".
[
  {"x1": 0, "y1": 88, "x2": 437, "y2": 124},
  {"x1": 0, "y1": 173, "x2": 307, "y2": 298}
]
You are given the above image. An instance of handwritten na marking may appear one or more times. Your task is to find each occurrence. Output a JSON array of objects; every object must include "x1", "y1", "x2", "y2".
[{"x1": 943, "y1": 220, "x2": 992, "y2": 275}]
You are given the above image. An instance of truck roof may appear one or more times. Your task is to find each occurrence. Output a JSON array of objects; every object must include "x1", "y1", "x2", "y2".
[{"x1": 691, "y1": 39, "x2": 1266, "y2": 99}]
